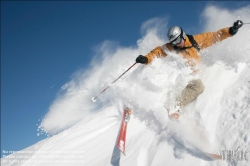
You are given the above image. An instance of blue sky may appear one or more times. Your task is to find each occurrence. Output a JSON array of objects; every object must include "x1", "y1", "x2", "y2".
[{"x1": 1, "y1": 1, "x2": 249, "y2": 157}]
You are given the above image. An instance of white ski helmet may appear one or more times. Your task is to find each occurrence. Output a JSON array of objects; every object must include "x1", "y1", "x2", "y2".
[{"x1": 167, "y1": 26, "x2": 186, "y2": 45}]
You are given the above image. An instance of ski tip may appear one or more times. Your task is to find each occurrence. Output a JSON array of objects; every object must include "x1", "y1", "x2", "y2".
[
  {"x1": 91, "y1": 97, "x2": 97, "y2": 102},
  {"x1": 127, "y1": 110, "x2": 132, "y2": 115},
  {"x1": 205, "y1": 153, "x2": 222, "y2": 160},
  {"x1": 124, "y1": 108, "x2": 132, "y2": 115}
]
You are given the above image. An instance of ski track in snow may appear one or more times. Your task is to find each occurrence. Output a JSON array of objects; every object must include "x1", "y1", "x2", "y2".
[{"x1": 2, "y1": 5, "x2": 250, "y2": 166}]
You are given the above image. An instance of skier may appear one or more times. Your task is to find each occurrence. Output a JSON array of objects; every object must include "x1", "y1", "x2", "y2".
[{"x1": 135, "y1": 20, "x2": 243, "y2": 119}]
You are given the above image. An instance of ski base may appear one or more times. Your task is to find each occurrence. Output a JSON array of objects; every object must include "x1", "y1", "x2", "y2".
[{"x1": 117, "y1": 108, "x2": 131, "y2": 155}]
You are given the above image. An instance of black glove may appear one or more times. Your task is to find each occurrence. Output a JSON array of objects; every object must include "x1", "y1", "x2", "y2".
[
  {"x1": 229, "y1": 20, "x2": 243, "y2": 35},
  {"x1": 136, "y1": 55, "x2": 148, "y2": 64}
]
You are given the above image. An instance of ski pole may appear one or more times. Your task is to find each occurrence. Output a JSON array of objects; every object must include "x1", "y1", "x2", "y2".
[{"x1": 92, "y1": 62, "x2": 137, "y2": 102}]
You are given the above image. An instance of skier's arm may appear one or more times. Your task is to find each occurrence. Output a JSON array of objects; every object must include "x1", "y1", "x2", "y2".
[
  {"x1": 145, "y1": 46, "x2": 167, "y2": 64},
  {"x1": 195, "y1": 20, "x2": 243, "y2": 50},
  {"x1": 194, "y1": 27, "x2": 232, "y2": 50},
  {"x1": 136, "y1": 44, "x2": 172, "y2": 64}
]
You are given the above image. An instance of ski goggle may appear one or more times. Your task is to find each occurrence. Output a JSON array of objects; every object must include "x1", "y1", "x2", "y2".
[{"x1": 171, "y1": 35, "x2": 182, "y2": 46}]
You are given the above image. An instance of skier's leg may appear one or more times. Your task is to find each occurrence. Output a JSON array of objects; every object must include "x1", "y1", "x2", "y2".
[
  {"x1": 180, "y1": 79, "x2": 205, "y2": 107},
  {"x1": 169, "y1": 79, "x2": 204, "y2": 119}
]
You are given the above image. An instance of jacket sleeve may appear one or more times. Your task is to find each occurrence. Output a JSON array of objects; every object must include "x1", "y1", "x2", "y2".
[
  {"x1": 145, "y1": 44, "x2": 173, "y2": 64},
  {"x1": 194, "y1": 27, "x2": 233, "y2": 50}
]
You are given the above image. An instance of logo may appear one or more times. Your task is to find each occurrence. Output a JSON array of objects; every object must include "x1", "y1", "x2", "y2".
[
  {"x1": 169, "y1": 35, "x2": 174, "y2": 40},
  {"x1": 125, "y1": 113, "x2": 130, "y2": 123},
  {"x1": 220, "y1": 150, "x2": 248, "y2": 161},
  {"x1": 119, "y1": 140, "x2": 125, "y2": 152}
]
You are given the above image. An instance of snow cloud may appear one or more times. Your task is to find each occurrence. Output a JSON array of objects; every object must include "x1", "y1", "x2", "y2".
[{"x1": 39, "y1": 4, "x2": 250, "y2": 135}]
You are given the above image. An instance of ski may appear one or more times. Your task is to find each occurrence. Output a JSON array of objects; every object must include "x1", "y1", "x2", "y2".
[
  {"x1": 204, "y1": 152, "x2": 222, "y2": 160},
  {"x1": 167, "y1": 109, "x2": 222, "y2": 160},
  {"x1": 117, "y1": 108, "x2": 131, "y2": 155}
]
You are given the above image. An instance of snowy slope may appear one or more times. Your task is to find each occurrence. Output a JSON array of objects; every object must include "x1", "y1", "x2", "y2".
[
  {"x1": 2, "y1": 5, "x2": 250, "y2": 166},
  {"x1": 2, "y1": 50, "x2": 250, "y2": 166}
]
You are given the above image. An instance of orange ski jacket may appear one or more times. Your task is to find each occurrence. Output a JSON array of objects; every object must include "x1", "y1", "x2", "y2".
[{"x1": 145, "y1": 27, "x2": 233, "y2": 64}]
